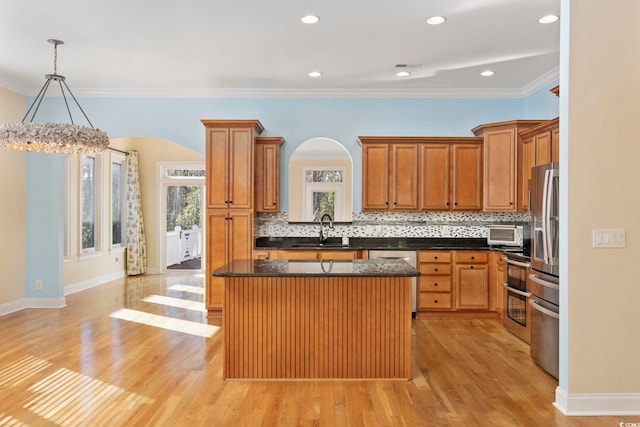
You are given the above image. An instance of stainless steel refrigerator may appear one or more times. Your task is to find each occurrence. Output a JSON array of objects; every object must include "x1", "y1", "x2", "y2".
[{"x1": 529, "y1": 162, "x2": 560, "y2": 379}]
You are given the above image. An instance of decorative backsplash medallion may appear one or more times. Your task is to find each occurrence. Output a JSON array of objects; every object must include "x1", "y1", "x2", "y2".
[{"x1": 255, "y1": 211, "x2": 529, "y2": 239}]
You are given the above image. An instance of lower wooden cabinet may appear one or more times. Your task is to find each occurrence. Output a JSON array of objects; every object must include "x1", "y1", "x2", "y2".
[
  {"x1": 271, "y1": 249, "x2": 361, "y2": 260},
  {"x1": 417, "y1": 249, "x2": 492, "y2": 317}
]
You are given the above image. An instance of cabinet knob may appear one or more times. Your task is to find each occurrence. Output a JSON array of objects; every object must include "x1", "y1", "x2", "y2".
[
  {"x1": 434, "y1": 256, "x2": 438, "y2": 260},
  {"x1": 470, "y1": 265, "x2": 474, "y2": 269},
  {"x1": 393, "y1": 202, "x2": 397, "y2": 205},
  {"x1": 471, "y1": 256, "x2": 475, "y2": 260},
  {"x1": 446, "y1": 202, "x2": 449, "y2": 206},
  {"x1": 434, "y1": 268, "x2": 438, "y2": 272},
  {"x1": 454, "y1": 202, "x2": 458, "y2": 206},
  {"x1": 510, "y1": 202, "x2": 514, "y2": 205},
  {"x1": 434, "y1": 283, "x2": 438, "y2": 287},
  {"x1": 272, "y1": 202, "x2": 277, "y2": 205},
  {"x1": 434, "y1": 299, "x2": 439, "y2": 303},
  {"x1": 385, "y1": 201, "x2": 389, "y2": 205},
  {"x1": 229, "y1": 200, "x2": 233, "y2": 204}
]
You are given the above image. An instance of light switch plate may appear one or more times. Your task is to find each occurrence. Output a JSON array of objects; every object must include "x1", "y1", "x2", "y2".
[{"x1": 593, "y1": 229, "x2": 626, "y2": 248}]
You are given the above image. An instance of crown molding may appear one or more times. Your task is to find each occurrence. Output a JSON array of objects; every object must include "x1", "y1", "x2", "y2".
[{"x1": 7, "y1": 70, "x2": 561, "y2": 99}]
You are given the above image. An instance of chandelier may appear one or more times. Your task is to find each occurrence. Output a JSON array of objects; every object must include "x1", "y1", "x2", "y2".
[{"x1": 0, "y1": 39, "x2": 109, "y2": 154}]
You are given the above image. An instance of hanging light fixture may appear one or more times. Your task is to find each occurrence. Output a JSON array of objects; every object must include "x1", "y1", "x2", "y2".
[{"x1": 0, "y1": 39, "x2": 109, "y2": 154}]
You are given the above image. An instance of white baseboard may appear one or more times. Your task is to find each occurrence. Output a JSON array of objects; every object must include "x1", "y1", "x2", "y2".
[
  {"x1": 555, "y1": 387, "x2": 640, "y2": 415},
  {"x1": 0, "y1": 296, "x2": 68, "y2": 316},
  {"x1": 26, "y1": 297, "x2": 67, "y2": 309},
  {"x1": 0, "y1": 298, "x2": 28, "y2": 316},
  {"x1": 64, "y1": 271, "x2": 126, "y2": 295}
]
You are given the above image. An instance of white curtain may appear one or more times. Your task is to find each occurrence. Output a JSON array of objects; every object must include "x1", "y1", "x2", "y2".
[{"x1": 126, "y1": 151, "x2": 147, "y2": 275}]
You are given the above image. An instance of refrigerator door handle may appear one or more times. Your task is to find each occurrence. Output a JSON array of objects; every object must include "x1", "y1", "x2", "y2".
[
  {"x1": 529, "y1": 299, "x2": 559, "y2": 320},
  {"x1": 529, "y1": 273, "x2": 560, "y2": 291},
  {"x1": 541, "y1": 169, "x2": 553, "y2": 264}
]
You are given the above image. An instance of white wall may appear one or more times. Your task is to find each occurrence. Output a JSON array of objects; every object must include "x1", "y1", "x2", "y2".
[
  {"x1": 558, "y1": 0, "x2": 640, "y2": 414},
  {"x1": 0, "y1": 88, "x2": 27, "y2": 312}
]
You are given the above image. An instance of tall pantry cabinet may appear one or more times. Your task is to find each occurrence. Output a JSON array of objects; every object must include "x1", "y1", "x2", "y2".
[{"x1": 202, "y1": 120, "x2": 264, "y2": 314}]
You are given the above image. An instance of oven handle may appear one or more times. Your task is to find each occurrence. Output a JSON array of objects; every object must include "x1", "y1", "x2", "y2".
[
  {"x1": 529, "y1": 299, "x2": 560, "y2": 320},
  {"x1": 528, "y1": 273, "x2": 560, "y2": 291},
  {"x1": 501, "y1": 257, "x2": 531, "y2": 268},
  {"x1": 502, "y1": 282, "x2": 532, "y2": 297}
]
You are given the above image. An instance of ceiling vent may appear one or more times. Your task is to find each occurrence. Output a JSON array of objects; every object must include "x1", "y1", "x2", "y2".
[{"x1": 395, "y1": 64, "x2": 422, "y2": 68}]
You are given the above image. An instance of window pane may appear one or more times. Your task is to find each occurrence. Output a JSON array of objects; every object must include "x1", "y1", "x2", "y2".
[
  {"x1": 111, "y1": 162, "x2": 122, "y2": 246},
  {"x1": 81, "y1": 156, "x2": 95, "y2": 251},
  {"x1": 305, "y1": 170, "x2": 343, "y2": 183},
  {"x1": 312, "y1": 191, "x2": 335, "y2": 221},
  {"x1": 166, "y1": 186, "x2": 202, "y2": 231},
  {"x1": 166, "y1": 169, "x2": 205, "y2": 178}
]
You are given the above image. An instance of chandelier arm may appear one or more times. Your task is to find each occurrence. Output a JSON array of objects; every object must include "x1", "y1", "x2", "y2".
[
  {"x1": 27, "y1": 78, "x2": 54, "y2": 123},
  {"x1": 58, "y1": 80, "x2": 75, "y2": 125},
  {"x1": 61, "y1": 79, "x2": 95, "y2": 129},
  {"x1": 21, "y1": 78, "x2": 51, "y2": 122}
]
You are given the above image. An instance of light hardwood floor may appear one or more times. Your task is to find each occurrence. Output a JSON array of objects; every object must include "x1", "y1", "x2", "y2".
[{"x1": 0, "y1": 273, "x2": 637, "y2": 426}]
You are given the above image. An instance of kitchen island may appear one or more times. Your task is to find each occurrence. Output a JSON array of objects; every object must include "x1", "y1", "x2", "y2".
[{"x1": 212, "y1": 258, "x2": 419, "y2": 380}]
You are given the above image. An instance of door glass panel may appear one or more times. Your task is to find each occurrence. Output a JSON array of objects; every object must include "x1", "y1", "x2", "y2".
[{"x1": 166, "y1": 185, "x2": 202, "y2": 270}]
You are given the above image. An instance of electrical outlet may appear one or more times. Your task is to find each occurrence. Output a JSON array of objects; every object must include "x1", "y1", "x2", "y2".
[{"x1": 35, "y1": 280, "x2": 43, "y2": 290}]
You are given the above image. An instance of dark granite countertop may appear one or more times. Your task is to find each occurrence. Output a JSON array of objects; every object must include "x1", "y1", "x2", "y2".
[
  {"x1": 212, "y1": 259, "x2": 420, "y2": 277},
  {"x1": 255, "y1": 236, "x2": 495, "y2": 251}
]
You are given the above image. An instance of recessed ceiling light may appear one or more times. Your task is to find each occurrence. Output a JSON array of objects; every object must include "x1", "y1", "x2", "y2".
[
  {"x1": 308, "y1": 71, "x2": 322, "y2": 78},
  {"x1": 301, "y1": 15, "x2": 320, "y2": 24},
  {"x1": 538, "y1": 15, "x2": 559, "y2": 24},
  {"x1": 480, "y1": 70, "x2": 495, "y2": 77},
  {"x1": 396, "y1": 71, "x2": 411, "y2": 77},
  {"x1": 426, "y1": 16, "x2": 446, "y2": 25}
]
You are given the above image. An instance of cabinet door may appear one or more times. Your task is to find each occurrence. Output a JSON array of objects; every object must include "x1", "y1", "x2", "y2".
[
  {"x1": 451, "y1": 144, "x2": 482, "y2": 210},
  {"x1": 455, "y1": 264, "x2": 489, "y2": 310},
  {"x1": 419, "y1": 144, "x2": 450, "y2": 210},
  {"x1": 206, "y1": 128, "x2": 230, "y2": 209},
  {"x1": 362, "y1": 144, "x2": 390, "y2": 210},
  {"x1": 483, "y1": 129, "x2": 516, "y2": 211},
  {"x1": 551, "y1": 127, "x2": 560, "y2": 162},
  {"x1": 228, "y1": 128, "x2": 254, "y2": 210},
  {"x1": 228, "y1": 210, "x2": 254, "y2": 262},
  {"x1": 517, "y1": 136, "x2": 535, "y2": 212},
  {"x1": 255, "y1": 142, "x2": 280, "y2": 212},
  {"x1": 390, "y1": 144, "x2": 419, "y2": 210},
  {"x1": 206, "y1": 210, "x2": 230, "y2": 310},
  {"x1": 534, "y1": 130, "x2": 552, "y2": 165}
]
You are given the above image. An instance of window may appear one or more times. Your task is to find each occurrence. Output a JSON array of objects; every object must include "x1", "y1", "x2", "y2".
[
  {"x1": 80, "y1": 154, "x2": 101, "y2": 253},
  {"x1": 303, "y1": 168, "x2": 345, "y2": 221},
  {"x1": 111, "y1": 153, "x2": 126, "y2": 248}
]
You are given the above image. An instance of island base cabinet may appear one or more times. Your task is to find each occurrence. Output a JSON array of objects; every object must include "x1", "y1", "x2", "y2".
[{"x1": 223, "y1": 276, "x2": 412, "y2": 379}]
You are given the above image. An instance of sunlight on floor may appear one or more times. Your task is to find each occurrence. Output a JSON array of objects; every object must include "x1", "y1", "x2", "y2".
[
  {"x1": 142, "y1": 295, "x2": 206, "y2": 312},
  {"x1": 24, "y1": 367, "x2": 153, "y2": 426},
  {"x1": 0, "y1": 355, "x2": 52, "y2": 387},
  {"x1": 110, "y1": 308, "x2": 219, "y2": 338}
]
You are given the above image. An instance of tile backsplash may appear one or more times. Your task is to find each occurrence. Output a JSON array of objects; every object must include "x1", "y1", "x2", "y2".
[{"x1": 255, "y1": 211, "x2": 529, "y2": 239}]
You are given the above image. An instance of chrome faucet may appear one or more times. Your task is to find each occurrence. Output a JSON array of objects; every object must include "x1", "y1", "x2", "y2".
[{"x1": 319, "y1": 213, "x2": 334, "y2": 243}]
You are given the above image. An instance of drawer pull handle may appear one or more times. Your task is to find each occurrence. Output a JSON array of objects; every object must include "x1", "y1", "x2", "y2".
[
  {"x1": 434, "y1": 283, "x2": 438, "y2": 287},
  {"x1": 434, "y1": 299, "x2": 438, "y2": 303},
  {"x1": 434, "y1": 268, "x2": 438, "y2": 272},
  {"x1": 434, "y1": 256, "x2": 438, "y2": 260},
  {"x1": 471, "y1": 256, "x2": 475, "y2": 260},
  {"x1": 470, "y1": 265, "x2": 474, "y2": 269}
]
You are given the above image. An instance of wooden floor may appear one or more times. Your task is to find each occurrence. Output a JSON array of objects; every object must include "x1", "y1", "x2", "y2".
[{"x1": 0, "y1": 273, "x2": 637, "y2": 426}]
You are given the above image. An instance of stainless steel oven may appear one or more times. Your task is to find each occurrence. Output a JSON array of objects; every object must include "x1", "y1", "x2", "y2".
[{"x1": 502, "y1": 253, "x2": 531, "y2": 344}]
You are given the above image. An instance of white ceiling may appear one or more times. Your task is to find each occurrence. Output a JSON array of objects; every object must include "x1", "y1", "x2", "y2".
[{"x1": 0, "y1": 0, "x2": 560, "y2": 98}]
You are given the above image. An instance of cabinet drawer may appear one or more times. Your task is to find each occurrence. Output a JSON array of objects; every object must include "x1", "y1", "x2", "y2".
[
  {"x1": 419, "y1": 276, "x2": 452, "y2": 292},
  {"x1": 418, "y1": 251, "x2": 452, "y2": 263},
  {"x1": 419, "y1": 292, "x2": 452, "y2": 310},
  {"x1": 454, "y1": 251, "x2": 488, "y2": 264},
  {"x1": 419, "y1": 263, "x2": 452, "y2": 275}
]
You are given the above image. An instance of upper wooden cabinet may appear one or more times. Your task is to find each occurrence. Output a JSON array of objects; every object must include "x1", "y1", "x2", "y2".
[
  {"x1": 255, "y1": 136, "x2": 284, "y2": 212},
  {"x1": 360, "y1": 138, "x2": 419, "y2": 211},
  {"x1": 517, "y1": 117, "x2": 560, "y2": 211},
  {"x1": 473, "y1": 120, "x2": 544, "y2": 212},
  {"x1": 360, "y1": 136, "x2": 481, "y2": 212},
  {"x1": 202, "y1": 120, "x2": 264, "y2": 210},
  {"x1": 450, "y1": 142, "x2": 483, "y2": 211}
]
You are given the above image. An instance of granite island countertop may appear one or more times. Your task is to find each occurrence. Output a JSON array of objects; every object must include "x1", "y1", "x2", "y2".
[{"x1": 212, "y1": 258, "x2": 420, "y2": 277}]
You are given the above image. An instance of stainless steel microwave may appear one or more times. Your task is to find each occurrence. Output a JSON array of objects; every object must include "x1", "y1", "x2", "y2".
[{"x1": 487, "y1": 225, "x2": 524, "y2": 247}]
